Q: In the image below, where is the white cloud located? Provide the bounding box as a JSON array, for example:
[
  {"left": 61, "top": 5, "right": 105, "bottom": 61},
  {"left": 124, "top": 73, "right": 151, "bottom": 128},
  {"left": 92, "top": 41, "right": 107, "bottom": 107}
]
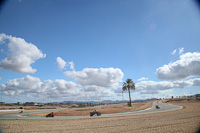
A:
[
  {"left": 56, "top": 57, "right": 66, "bottom": 70},
  {"left": 171, "top": 47, "right": 184, "bottom": 55},
  {"left": 137, "top": 77, "right": 148, "bottom": 81},
  {"left": 64, "top": 67, "right": 124, "bottom": 88},
  {"left": 188, "top": 78, "right": 200, "bottom": 86},
  {"left": 140, "top": 89, "right": 159, "bottom": 94},
  {"left": 0, "top": 33, "right": 46, "bottom": 73},
  {"left": 179, "top": 47, "right": 184, "bottom": 54},
  {"left": 0, "top": 75, "right": 80, "bottom": 99},
  {"left": 83, "top": 85, "right": 116, "bottom": 99},
  {"left": 171, "top": 49, "right": 177, "bottom": 55},
  {"left": 136, "top": 80, "right": 174, "bottom": 91},
  {"left": 134, "top": 78, "right": 199, "bottom": 94},
  {"left": 56, "top": 58, "right": 74, "bottom": 71},
  {"left": 68, "top": 61, "right": 75, "bottom": 71},
  {"left": 156, "top": 52, "right": 200, "bottom": 80},
  {"left": 0, "top": 75, "right": 42, "bottom": 96},
  {"left": 0, "top": 75, "right": 117, "bottom": 101}
]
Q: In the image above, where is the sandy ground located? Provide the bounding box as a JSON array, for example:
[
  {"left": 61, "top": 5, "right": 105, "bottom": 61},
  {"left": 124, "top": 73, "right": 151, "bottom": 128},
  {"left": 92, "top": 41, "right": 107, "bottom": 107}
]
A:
[{"left": 0, "top": 100, "right": 200, "bottom": 133}]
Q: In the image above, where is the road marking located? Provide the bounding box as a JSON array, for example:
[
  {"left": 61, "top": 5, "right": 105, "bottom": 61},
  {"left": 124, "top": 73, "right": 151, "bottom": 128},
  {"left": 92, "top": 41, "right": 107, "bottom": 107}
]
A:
[{"left": 0, "top": 109, "right": 20, "bottom": 112}]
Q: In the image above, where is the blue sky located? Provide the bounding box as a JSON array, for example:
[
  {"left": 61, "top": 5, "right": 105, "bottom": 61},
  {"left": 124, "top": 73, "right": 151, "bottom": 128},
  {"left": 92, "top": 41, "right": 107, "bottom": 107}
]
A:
[{"left": 0, "top": 0, "right": 200, "bottom": 103}]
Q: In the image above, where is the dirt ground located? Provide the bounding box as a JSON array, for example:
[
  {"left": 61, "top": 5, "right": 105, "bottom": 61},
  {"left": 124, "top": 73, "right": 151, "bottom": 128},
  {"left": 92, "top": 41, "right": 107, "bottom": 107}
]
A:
[
  {"left": 1, "top": 100, "right": 200, "bottom": 133},
  {"left": 33, "top": 101, "right": 153, "bottom": 117}
]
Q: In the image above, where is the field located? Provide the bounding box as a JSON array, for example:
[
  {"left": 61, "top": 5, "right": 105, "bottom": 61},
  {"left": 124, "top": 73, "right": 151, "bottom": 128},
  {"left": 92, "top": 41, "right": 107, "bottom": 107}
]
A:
[{"left": 0, "top": 99, "right": 200, "bottom": 133}]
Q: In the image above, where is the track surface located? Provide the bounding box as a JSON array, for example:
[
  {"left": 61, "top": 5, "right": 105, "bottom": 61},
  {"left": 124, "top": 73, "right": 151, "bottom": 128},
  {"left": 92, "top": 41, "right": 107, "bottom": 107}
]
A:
[{"left": 0, "top": 101, "right": 183, "bottom": 120}]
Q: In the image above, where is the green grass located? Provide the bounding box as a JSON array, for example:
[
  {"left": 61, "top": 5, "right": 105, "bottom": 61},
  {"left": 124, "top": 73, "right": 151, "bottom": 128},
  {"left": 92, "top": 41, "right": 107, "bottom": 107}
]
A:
[
  {"left": 21, "top": 114, "right": 41, "bottom": 117},
  {"left": 134, "top": 105, "right": 152, "bottom": 111}
]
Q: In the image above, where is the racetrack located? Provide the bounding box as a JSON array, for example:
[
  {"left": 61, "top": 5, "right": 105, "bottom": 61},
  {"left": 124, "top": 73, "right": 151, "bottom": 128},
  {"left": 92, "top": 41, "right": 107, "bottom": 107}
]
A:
[
  {"left": 0, "top": 100, "right": 183, "bottom": 120},
  {"left": 1, "top": 100, "right": 199, "bottom": 133}
]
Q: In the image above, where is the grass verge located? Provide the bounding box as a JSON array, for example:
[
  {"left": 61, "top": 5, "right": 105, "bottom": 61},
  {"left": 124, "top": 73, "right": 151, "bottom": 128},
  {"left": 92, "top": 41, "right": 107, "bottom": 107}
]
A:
[
  {"left": 134, "top": 105, "right": 153, "bottom": 111},
  {"left": 21, "top": 114, "right": 41, "bottom": 117}
]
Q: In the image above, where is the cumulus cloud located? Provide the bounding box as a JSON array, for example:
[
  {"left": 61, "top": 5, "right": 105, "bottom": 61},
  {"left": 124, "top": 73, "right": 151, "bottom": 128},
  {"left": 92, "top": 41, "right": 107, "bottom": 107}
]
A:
[
  {"left": 64, "top": 67, "right": 124, "bottom": 88},
  {"left": 137, "top": 77, "right": 148, "bottom": 81},
  {"left": 135, "top": 78, "right": 199, "bottom": 94},
  {"left": 136, "top": 81, "right": 174, "bottom": 91},
  {"left": 56, "top": 57, "right": 66, "bottom": 70},
  {"left": 0, "top": 33, "right": 46, "bottom": 73},
  {"left": 83, "top": 85, "right": 116, "bottom": 99},
  {"left": 0, "top": 75, "right": 42, "bottom": 96},
  {"left": 47, "top": 79, "right": 80, "bottom": 98},
  {"left": 68, "top": 61, "right": 75, "bottom": 71},
  {"left": 0, "top": 75, "right": 116, "bottom": 101},
  {"left": 156, "top": 52, "right": 200, "bottom": 80},
  {"left": 179, "top": 47, "right": 184, "bottom": 54},
  {"left": 188, "top": 78, "right": 200, "bottom": 86},
  {"left": 140, "top": 89, "right": 159, "bottom": 95},
  {"left": 171, "top": 49, "right": 177, "bottom": 55},
  {"left": 56, "top": 58, "right": 75, "bottom": 71},
  {"left": 0, "top": 75, "right": 80, "bottom": 98},
  {"left": 114, "top": 77, "right": 200, "bottom": 95},
  {"left": 171, "top": 47, "right": 184, "bottom": 55}
]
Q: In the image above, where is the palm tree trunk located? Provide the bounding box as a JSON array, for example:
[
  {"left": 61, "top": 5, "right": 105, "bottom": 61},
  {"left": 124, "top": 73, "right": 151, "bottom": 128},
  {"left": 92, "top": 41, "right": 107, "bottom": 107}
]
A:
[{"left": 128, "top": 88, "right": 132, "bottom": 106}]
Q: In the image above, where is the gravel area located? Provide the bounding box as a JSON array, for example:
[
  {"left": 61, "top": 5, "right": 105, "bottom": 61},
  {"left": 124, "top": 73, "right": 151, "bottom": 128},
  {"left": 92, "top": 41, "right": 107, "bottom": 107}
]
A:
[{"left": 0, "top": 100, "right": 200, "bottom": 133}]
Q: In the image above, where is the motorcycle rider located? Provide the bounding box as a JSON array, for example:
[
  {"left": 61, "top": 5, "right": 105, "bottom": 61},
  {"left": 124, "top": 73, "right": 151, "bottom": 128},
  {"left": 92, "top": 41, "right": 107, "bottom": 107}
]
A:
[{"left": 50, "top": 112, "right": 54, "bottom": 116}]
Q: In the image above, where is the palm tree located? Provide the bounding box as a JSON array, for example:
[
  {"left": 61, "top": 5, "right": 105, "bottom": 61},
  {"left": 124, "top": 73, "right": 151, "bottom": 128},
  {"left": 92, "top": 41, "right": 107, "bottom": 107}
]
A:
[{"left": 122, "top": 78, "right": 135, "bottom": 106}]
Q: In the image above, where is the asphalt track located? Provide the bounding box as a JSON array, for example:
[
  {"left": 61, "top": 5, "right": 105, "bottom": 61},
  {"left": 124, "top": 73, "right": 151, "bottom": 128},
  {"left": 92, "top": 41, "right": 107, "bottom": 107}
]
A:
[{"left": 0, "top": 101, "right": 183, "bottom": 120}]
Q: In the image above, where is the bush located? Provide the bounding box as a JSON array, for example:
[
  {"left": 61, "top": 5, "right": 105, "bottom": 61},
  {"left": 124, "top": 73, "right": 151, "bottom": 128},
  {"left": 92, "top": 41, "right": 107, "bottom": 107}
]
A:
[{"left": 127, "top": 102, "right": 131, "bottom": 106}]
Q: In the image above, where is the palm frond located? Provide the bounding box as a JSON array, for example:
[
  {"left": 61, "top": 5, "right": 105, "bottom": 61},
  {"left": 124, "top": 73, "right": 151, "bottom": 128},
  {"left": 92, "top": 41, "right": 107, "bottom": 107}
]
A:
[
  {"left": 122, "top": 78, "right": 136, "bottom": 91},
  {"left": 130, "top": 84, "right": 135, "bottom": 90},
  {"left": 122, "top": 82, "right": 127, "bottom": 91}
]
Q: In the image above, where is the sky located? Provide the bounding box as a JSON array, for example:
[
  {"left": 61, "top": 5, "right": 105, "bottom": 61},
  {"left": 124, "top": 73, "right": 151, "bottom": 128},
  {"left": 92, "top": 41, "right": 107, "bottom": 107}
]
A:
[{"left": 0, "top": 0, "right": 200, "bottom": 103}]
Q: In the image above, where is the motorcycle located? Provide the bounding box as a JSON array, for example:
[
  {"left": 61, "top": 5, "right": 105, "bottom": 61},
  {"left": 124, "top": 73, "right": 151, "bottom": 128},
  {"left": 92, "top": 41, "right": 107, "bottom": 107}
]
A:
[
  {"left": 46, "top": 112, "right": 54, "bottom": 117},
  {"left": 90, "top": 110, "right": 101, "bottom": 117},
  {"left": 155, "top": 105, "right": 160, "bottom": 109},
  {"left": 19, "top": 110, "right": 23, "bottom": 113}
]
